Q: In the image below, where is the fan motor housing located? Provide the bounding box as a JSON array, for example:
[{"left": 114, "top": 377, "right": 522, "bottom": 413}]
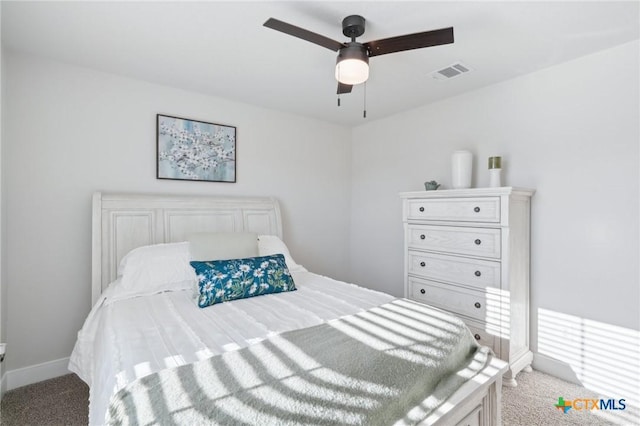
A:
[
  {"left": 342, "top": 15, "right": 365, "bottom": 39},
  {"left": 336, "top": 43, "right": 369, "bottom": 65}
]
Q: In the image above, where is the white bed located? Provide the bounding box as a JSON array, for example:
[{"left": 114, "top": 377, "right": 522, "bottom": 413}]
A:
[{"left": 70, "top": 192, "right": 507, "bottom": 425}]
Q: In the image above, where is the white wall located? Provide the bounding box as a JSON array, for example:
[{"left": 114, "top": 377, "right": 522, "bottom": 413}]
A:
[
  {"left": 2, "top": 51, "right": 352, "bottom": 374},
  {"left": 350, "top": 41, "right": 639, "bottom": 384}
]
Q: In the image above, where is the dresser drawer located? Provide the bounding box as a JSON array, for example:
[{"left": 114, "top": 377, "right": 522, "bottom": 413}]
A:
[
  {"left": 465, "top": 320, "right": 500, "bottom": 355},
  {"left": 409, "top": 277, "right": 488, "bottom": 322},
  {"left": 407, "top": 225, "right": 501, "bottom": 259},
  {"left": 408, "top": 251, "right": 501, "bottom": 290},
  {"left": 407, "top": 197, "right": 500, "bottom": 223}
]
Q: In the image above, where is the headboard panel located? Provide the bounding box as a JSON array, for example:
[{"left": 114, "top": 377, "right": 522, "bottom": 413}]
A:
[{"left": 92, "top": 192, "right": 283, "bottom": 305}]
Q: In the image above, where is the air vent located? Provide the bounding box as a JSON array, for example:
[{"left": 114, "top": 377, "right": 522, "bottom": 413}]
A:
[{"left": 432, "top": 62, "right": 472, "bottom": 81}]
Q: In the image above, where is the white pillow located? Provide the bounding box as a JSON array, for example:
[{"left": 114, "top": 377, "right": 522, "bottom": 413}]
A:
[
  {"left": 188, "top": 232, "right": 258, "bottom": 261},
  {"left": 111, "top": 242, "right": 196, "bottom": 302},
  {"left": 257, "top": 235, "right": 305, "bottom": 272}
]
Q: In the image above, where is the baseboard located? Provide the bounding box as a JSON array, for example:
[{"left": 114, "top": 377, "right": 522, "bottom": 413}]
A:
[
  {"left": 4, "top": 357, "right": 70, "bottom": 391},
  {"left": 1, "top": 370, "right": 6, "bottom": 398},
  {"left": 532, "top": 352, "right": 583, "bottom": 386}
]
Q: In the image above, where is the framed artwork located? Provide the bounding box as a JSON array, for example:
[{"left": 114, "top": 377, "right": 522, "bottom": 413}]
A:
[{"left": 157, "top": 114, "right": 236, "bottom": 183}]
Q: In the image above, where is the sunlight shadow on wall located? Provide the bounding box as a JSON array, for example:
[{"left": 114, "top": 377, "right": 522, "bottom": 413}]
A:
[{"left": 538, "top": 308, "right": 640, "bottom": 424}]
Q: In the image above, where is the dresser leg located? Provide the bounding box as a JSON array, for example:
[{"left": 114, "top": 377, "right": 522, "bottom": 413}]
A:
[
  {"left": 503, "top": 368, "right": 518, "bottom": 387},
  {"left": 523, "top": 365, "right": 533, "bottom": 373},
  {"left": 503, "top": 377, "right": 518, "bottom": 387}
]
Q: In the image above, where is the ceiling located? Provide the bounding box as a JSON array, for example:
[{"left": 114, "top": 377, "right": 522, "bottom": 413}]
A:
[{"left": 2, "top": 1, "right": 638, "bottom": 127}]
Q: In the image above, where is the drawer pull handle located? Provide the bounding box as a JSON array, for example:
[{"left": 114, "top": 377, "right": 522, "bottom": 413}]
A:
[
  {"left": 420, "top": 261, "right": 426, "bottom": 267},
  {"left": 420, "top": 289, "right": 426, "bottom": 295},
  {"left": 474, "top": 239, "right": 482, "bottom": 245},
  {"left": 474, "top": 302, "right": 482, "bottom": 309},
  {"left": 474, "top": 334, "right": 481, "bottom": 341},
  {"left": 420, "top": 234, "right": 426, "bottom": 240},
  {"left": 474, "top": 270, "right": 481, "bottom": 277},
  {"left": 474, "top": 206, "right": 480, "bottom": 213},
  {"left": 419, "top": 207, "right": 425, "bottom": 212}
]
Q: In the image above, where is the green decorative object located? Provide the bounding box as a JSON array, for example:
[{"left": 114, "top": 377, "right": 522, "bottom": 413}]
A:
[
  {"left": 488, "top": 156, "right": 502, "bottom": 169},
  {"left": 424, "top": 180, "right": 441, "bottom": 191}
]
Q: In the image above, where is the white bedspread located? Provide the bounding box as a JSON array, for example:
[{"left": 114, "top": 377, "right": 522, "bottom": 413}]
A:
[{"left": 69, "top": 270, "right": 395, "bottom": 425}]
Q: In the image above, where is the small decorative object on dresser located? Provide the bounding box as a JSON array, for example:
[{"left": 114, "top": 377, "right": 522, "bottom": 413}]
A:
[
  {"left": 488, "top": 156, "right": 502, "bottom": 187},
  {"left": 424, "top": 180, "right": 441, "bottom": 190},
  {"left": 451, "top": 150, "right": 473, "bottom": 189},
  {"left": 400, "top": 187, "right": 535, "bottom": 387}
]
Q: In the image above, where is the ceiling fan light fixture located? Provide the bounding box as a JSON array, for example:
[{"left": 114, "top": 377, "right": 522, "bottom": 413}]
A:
[
  {"left": 264, "top": 15, "right": 454, "bottom": 98},
  {"left": 335, "top": 44, "right": 369, "bottom": 85}
]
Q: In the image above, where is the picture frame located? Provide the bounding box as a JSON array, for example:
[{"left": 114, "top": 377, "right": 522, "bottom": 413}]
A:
[{"left": 156, "top": 114, "right": 236, "bottom": 183}]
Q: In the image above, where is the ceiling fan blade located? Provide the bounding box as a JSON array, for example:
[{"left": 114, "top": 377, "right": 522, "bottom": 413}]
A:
[
  {"left": 364, "top": 27, "right": 454, "bottom": 58},
  {"left": 264, "top": 18, "right": 345, "bottom": 52},
  {"left": 337, "top": 82, "right": 353, "bottom": 94}
]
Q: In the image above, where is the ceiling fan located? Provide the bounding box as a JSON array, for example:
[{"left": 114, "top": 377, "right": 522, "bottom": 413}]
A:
[{"left": 264, "top": 15, "right": 454, "bottom": 95}]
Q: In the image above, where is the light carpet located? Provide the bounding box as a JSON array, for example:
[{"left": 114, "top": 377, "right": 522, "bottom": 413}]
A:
[{"left": 502, "top": 370, "right": 637, "bottom": 426}]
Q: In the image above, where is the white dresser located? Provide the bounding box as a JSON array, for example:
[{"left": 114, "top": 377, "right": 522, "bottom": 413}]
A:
[{"left": 400, "top": 187, "right": 535, "bottom": 386}]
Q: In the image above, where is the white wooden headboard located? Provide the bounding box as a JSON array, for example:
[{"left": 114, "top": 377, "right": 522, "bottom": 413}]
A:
[{"left": 91, "top": 192, "right": 283, "bottom": 305}]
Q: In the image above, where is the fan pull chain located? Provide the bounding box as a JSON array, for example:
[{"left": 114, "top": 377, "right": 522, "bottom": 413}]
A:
[
  {"left": 337, "top": 67, "right": 341, "bottom": 107},
  {"left": 363, "top": 82, "right": 367, "bottom": 118}
]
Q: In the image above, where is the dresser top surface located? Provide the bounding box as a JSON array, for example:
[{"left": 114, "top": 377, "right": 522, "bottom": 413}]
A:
[{"left": 400, "top": 187, "right": 535, "bottom": 199}]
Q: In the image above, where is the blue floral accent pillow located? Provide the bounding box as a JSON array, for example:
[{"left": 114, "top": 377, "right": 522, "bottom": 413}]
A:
[{"left": 190, "top": 254, "right": 297, "bottom": 308}]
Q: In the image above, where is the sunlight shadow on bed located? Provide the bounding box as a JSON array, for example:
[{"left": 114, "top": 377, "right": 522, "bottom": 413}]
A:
[
  {"left": 107, "top": 299, "right": 491, "bottom": 425},
  {"left": 132, "top": 362, "right": 152, "bottom": 380},
  {"left": 400, "top": 347, "right": 501, "bottom": 424},
  {"left": 171, "top": 333, "right": 398, "bottom": 424}
]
